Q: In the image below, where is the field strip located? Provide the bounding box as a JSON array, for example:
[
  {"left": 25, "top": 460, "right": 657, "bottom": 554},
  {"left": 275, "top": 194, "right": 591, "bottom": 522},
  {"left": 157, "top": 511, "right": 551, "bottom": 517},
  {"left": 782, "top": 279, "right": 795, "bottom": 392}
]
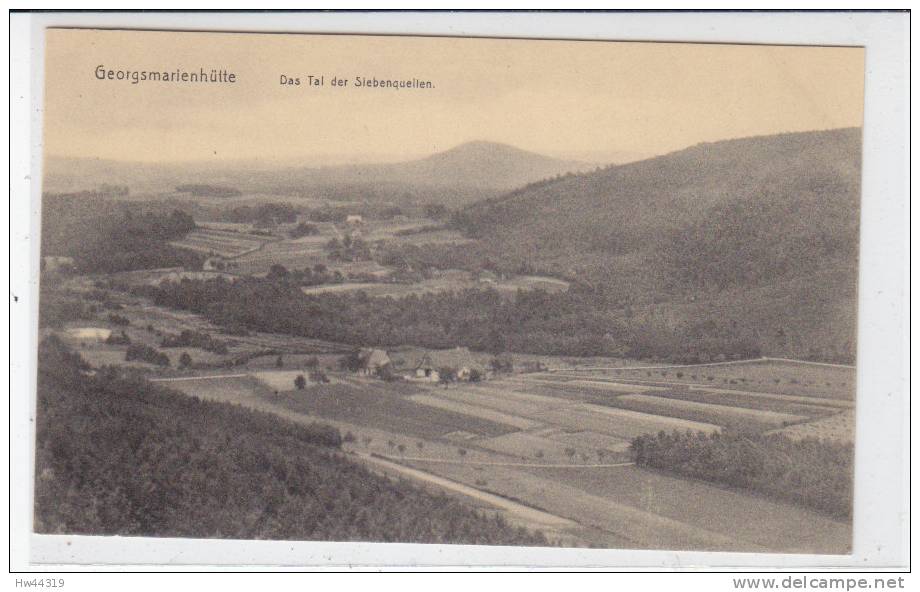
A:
[
  {"left": 555, "top": 356, "right": 855, "bottom": 372},
  {"left": 533, "top": 375, "right": 853, "bottom": 409},
  {"left": 577, "top": 404, "right": 722, "bottom": 434},
  {"left": 150, "top": 373, "right": 249, "bottom": 382},
  {"left": 685, "top": 385, "right": 853, "bottom": 408},
  {"left": 371, "top": 453, "right": 635, "bottom": 469},
  {"left": 461, "top": 384, "right": 572, "bottom": 408},
  {"left": 417, "top": 388, "right": 558, "bottom": 420},
  {"left": 355, "top": 452, "right": 577, "bottom": 529},
  {"left": 408, "top": 394, "right": 540, "bottom": 430},
  {"left": 411, "top": 460, "right": 762, "bottom": 551},
  {"left": 565, "top": 379, "right": 655, "bottom": 393},
  {"left": 620, "top": 394, "right": 807, "bottom": 424},
  {"left": 428, "top": 386, "right": 570, "bottom": 419}
]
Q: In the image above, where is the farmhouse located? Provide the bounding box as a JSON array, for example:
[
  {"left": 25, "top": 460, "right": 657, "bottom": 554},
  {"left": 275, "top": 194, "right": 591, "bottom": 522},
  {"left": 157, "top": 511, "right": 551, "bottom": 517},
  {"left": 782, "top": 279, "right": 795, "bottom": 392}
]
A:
[
  {"left": 346, "top": 214, "right": 364, "bottom": 225},
  {"left": 42, "top": 256, "right": 75, "bottom": 273},
  {"left": 405, "top": 347, "right": 487, "bottom": 382},
  {"left": 357, "top": 348, "right": 391, "bottom": 376}
]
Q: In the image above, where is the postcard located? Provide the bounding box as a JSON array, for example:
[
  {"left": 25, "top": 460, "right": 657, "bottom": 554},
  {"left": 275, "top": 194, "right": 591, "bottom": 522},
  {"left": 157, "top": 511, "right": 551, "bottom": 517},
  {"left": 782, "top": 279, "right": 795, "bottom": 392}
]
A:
[{"left": 33, "top": 27, "right": 867, "bottom": 556}]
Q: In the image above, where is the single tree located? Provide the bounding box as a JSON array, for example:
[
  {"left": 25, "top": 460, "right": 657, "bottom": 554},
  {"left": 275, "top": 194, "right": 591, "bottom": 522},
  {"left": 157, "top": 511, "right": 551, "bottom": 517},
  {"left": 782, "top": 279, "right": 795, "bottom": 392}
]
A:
[
  {"left": 294, "top": 374, "right": 306, "bottom": 390},
  {"left": 438, "top": 367, "right": 456, "bottom": 387}
]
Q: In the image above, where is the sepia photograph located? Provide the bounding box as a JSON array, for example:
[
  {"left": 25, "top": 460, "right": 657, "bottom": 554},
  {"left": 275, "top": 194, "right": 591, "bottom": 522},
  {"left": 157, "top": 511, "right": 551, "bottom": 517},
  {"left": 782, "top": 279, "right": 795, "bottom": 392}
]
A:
[{"left": 11, "top": 12, "right": 907, "bottom": 571}]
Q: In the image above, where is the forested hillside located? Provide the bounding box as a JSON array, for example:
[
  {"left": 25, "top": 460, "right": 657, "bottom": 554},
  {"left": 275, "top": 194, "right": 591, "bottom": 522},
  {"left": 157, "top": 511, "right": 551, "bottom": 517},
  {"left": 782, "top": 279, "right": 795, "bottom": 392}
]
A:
[
  {"left": 41, "top": 194, "right": 202, "bottom": 273},
  {"left": 452, "top": 128, "right": 862, "bottom": 362},
  {"left": 34, "top": 337, "right": 549, "bottom": 545}
]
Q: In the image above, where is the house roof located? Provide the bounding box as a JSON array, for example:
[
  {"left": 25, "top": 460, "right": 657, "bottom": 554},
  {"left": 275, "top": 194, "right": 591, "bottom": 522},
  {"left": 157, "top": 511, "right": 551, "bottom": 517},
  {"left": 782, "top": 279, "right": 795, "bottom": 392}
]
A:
[
  {"left": 414, "top": 347, "right": 483, "bottom": 371},
  {"left": 358, "top": 348, "right": 390, "bottom": 367}
]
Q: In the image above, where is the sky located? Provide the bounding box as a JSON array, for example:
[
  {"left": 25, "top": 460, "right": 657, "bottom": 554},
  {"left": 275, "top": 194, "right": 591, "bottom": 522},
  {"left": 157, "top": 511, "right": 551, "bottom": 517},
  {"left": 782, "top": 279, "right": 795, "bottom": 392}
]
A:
[{"left": 43, "top": 29, "right": 866, "bottom": 164}]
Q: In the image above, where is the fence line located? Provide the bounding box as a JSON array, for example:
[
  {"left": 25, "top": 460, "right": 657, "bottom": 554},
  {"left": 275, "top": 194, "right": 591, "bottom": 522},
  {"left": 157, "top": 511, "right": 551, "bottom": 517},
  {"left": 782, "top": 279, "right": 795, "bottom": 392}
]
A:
[
  {"left": 553, "top": 356, "right": 854, "bottom": 373},
  {"left": 366, "top": 453, "right": 635, "bottom": 469},
  {"left": 150, "top": 373, "right": 249, "bottom": 382}
]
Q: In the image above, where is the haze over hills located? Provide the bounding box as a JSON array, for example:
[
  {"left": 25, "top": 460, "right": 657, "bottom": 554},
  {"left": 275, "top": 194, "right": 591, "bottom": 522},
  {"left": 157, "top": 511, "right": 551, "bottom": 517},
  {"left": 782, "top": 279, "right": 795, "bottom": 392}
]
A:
[
  {"left": 41, "top": 129, "right": 862, "bottom": 361},
  {"left": 323, "top": 141, "right": 590, "bottom": 191},
  {"left": 42, "top": 141, "right": 595, "bottom": 204},
  {"left": 453, "top": 128, "right": 862, "bottom": 362}
]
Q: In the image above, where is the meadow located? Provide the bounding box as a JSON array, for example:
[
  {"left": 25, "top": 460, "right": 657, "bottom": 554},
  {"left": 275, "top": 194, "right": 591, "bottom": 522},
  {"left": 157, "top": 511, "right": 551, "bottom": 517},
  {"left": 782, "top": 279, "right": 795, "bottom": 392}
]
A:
[
  {"left": 169, "top": 228, "right": 268, "bottom": 257},
  {"left": 573, "top": 358, "right": 855, "bottom": 400}
]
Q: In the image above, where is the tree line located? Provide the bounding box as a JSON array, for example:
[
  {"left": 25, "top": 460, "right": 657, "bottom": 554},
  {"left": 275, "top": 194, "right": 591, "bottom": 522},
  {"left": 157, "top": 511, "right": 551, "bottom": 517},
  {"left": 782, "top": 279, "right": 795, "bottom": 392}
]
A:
[
  {"left": 131, "top": 275, "right": 762, "bottom": 362},
  {"left": 631, "top": 429, "right": 853, "bottom": 519},
  {"left": 41, "top": 196, "right": 202, "bottom": 274}
]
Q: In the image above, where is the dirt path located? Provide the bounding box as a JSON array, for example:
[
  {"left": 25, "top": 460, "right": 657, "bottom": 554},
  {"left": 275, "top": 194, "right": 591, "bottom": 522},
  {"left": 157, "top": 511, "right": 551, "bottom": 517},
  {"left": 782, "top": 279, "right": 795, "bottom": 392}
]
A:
[
  {"left": 354, "top": 452, "right": 578, "bottom": 531},
  {"left": 151, "top": 373, "right": 249, "bottom": 382},
  {"left": 369, "top": 454, "right": 635, "bottom": 469}
]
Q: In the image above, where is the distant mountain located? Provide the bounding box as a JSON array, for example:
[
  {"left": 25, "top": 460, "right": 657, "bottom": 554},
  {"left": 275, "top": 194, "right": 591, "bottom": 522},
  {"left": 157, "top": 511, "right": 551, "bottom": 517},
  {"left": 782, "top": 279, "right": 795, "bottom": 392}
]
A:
[
  {"left": 42, "top": 142, "right": 594, "bottom": 205},
  {"left": 453, "top": 128, "right": 862, "bottom": 362},
  {"left": 369, "top": 141, "right": 591, "bottom": 191}
]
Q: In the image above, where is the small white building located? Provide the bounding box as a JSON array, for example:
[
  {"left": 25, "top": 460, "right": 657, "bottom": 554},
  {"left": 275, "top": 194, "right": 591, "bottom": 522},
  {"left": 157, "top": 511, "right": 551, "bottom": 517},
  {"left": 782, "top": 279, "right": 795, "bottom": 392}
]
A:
[
  {"left": 346, "top": 215, "right": 364, "bottom": 225},
  {"left": 406, "top": 347, "right": 487, "bottom": 382},
  {"left": 65, "top": 327, "right": 112, "bottom": 343}
]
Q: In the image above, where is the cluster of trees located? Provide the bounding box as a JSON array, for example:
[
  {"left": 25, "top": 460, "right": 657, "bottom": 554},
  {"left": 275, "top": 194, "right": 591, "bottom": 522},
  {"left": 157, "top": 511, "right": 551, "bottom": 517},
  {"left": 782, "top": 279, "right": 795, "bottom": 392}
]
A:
[
  {"left": 631, "top": 430, "right": 853, "bottom": 519},
  {"left": 303, "top": 204, "right": 404, "bottom": 223},
  {"left": 325, "top": 235, "right": 371, "bottom": 262},
  {"left": 41, "top": 196, "right": 202, "bottom": 274},
  {"left": 226, "top": 203, "right": 298, "bottom": 227},
  {"left": 107, "top": 313, "right": 130, "bottom": 326},
  {"left": 374, "top": 242, "right": 514, "bottom": 277},
  {"left": 266, "top": 263, "right": 345, "bottom": 287},
  {"left": 293, "top": 368, "right": 329, "bottom": 389},
  {"left": 175, "top": 184, "right": 242, "bottom": 197},
  {"left": 33, "top": 337, "right": 548, "bottom": 545},
  {"left": 125, "top": 343, "right": 170, "bottom": 367},
  {"left": 38, "top": 289, "right": 96, "bottom": 329},
  {"left": 105, "top": 331, "right": 131, "bottom": 346},
  {"left": 138, "top": 275, "right": 764, "bottom": 362},
  {"left": 160, "top": 329, "right": 229, "bottom": 355},
  {"left": 289, "top": 222, "right": 320, "bottom": 238}
]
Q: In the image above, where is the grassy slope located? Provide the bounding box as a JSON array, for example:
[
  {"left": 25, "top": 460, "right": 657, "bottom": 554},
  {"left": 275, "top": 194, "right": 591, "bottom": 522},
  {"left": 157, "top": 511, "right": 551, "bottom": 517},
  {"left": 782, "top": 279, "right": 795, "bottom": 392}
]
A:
[{"left": 33, "top": 337, "right": 548, "bottom": 545}]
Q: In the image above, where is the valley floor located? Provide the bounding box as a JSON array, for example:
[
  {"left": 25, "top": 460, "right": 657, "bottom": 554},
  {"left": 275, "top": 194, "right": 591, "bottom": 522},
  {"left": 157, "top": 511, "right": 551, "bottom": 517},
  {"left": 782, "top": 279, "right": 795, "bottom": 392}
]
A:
[{"left": 158, "top": 369, "right": 852, "bottom": 552}]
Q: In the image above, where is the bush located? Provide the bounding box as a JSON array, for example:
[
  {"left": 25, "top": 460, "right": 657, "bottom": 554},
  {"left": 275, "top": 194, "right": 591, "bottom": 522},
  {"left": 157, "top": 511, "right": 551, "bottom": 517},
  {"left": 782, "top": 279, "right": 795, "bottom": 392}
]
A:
[
  {"left": 289, "top": 222, "right": 320, "bottom": 239},
  {"left": 125, "top": 343, "right": 170, "bottom": 367},
  {"left": 108, "top": 313, "right": 130, "bottom": 326},
  {"left": 160, "top": 330, "right": 228, "bottom": 355},
  {"left": 105, "top": 331, "right": 131, "bottom": 346},
  {"left": 309, "top": 369, "right": 329, "bottom": 384}
]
